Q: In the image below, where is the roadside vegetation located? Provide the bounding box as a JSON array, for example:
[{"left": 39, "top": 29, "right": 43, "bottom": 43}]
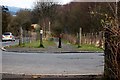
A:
[
  {"left": 1, "top": 1, "right": 120, "bottom": 79},
  {"left": 23, "top": 40, "right": 55, "bottom": 48},
  {"left": 7, "top": 39, "right": 103, "bottom": 52},
  {"left": 7, "top": 40, "right": 56, "bottom": 48},
  {"left": 77, "top": 44, "right": 103, "bottom": 52},
  {"left": 63, "top": 39, "right": 103, "bottom": 51}
]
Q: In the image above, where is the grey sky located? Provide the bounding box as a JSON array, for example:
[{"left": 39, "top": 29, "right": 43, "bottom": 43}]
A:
[
  {"left": 0, "top": 0, "right": 73, "bottom": 9},
  {"left": 0, "top": 0, "right": 119, "bottom": 9},
  {"left": 73, "top": 0, "right": 119, "bottom": 2}
]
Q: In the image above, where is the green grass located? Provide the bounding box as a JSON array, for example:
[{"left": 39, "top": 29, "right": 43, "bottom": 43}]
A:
[
  {"left": 62, "top": 39, "right": 103, "bottom": 51},
  {"left": 9, "top": 40, "right": 56, "bottom": 48},
  {"left": 7, "top": 38, "right": 103, "bottom": 51},
  {"left": 24, "top": 40, "right": 56, "bottom": 48},
  {"left": 76, "top": 44, "right": 104, "bottom": 51},
  {"left": 62, "top": 39, "right": 68, "bottom": 44}
]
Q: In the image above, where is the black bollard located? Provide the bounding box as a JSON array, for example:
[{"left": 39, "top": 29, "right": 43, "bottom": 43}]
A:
[{"left": 58, "top": 36, "right": 62, "bottom": 48}]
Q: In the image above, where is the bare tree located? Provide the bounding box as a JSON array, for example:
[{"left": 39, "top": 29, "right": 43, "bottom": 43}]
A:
[
  {"left": 104, "top": 2, "right": 120, "bottom": 80},
  {"left": 12, "top": 9, "right": 32, "bottom": 45},
  {"left": 33, "top": 1, "right": 57, "bottom": 38}
]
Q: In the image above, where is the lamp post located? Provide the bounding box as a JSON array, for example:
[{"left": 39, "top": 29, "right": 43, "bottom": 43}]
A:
[{"left": 40, "top": 29, "right": 44, "bottom": 48}]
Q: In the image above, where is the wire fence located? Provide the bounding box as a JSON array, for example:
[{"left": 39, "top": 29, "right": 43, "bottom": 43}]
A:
[{"left": 63, "top": 32, "right": 104, "bottom": 48}]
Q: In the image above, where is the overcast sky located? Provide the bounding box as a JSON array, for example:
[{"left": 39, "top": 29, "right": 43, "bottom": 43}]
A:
[
  {"left": 0, "top": 0, "right": 73, "bottom": 9},
  {"left": 0, "top": 0, "right": 119, "bottom": 9}
]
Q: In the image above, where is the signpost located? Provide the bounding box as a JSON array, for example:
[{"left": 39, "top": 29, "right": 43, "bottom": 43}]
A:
[{"left": 40, "top": 30, "right": 44, "bottom": 48}]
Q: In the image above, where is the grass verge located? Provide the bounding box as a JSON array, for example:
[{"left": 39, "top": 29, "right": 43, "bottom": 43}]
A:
[
  {"left": 8, "top": 40, "right": 56, "bottom": 48},
  {"left": 62, "top": 40, "right": 103, "bottom": 51},
  {"left": 75, "top": 44, "right": 104, "bottom": 51}
]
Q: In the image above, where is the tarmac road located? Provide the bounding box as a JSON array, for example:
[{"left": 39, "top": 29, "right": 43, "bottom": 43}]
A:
[{"left": 2, "top": 52, "right": 104, "bottom": 75}]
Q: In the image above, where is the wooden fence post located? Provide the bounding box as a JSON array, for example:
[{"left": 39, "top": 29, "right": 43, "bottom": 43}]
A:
[
  {"left": 19, "top": 27, "right": 23, "bottom": 45},
  {"left": 78, "top": 27, "right": 82, "bottom": 48}
]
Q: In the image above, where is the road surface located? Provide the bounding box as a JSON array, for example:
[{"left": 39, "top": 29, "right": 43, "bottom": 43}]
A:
[{"left": 2, "top": 52, "right": 104, "bottom": 75}]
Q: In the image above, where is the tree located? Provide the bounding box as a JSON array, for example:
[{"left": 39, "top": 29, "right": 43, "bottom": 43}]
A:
[
  {"left": 104, "top": 2, "right": 120, "bottom": 80},
  {"left": 33, "top": 1, "right": 57, "bottom": 37},
  {"left": 1, "top": 6, "right": 11, "bottom": 33},
  {"left": 15, "top": 9, "right": 32, "bottom": 30},
  {"left": 9, "top": 9, "right": 32, "bottom": 45}
]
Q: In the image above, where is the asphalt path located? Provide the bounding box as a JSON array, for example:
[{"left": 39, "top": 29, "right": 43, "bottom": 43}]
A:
[{"left": 2, "top": 52, "right": 104, "bottom": 75}]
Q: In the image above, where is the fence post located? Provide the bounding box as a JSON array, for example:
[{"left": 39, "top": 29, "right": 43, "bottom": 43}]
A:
[
  {"left": 19, "top": 27, "right": 23, "bottom": 46},
  {"left": 91, "top": 33, "right": 94, "bottom": 44},
  {"left": 78, "top": 27, "right": 82, "bottom": 48},
  {"left": 98, "top": 32, "right": 102, "bottom": 48},
  {"left": 95, "top": 32, "right": 97, "bottom": 46}
]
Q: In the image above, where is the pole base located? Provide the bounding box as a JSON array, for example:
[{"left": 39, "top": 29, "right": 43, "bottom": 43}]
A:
[
  {"left": 58, "top": 46, "right": 62, "bottom": 48},
  {"left": 39, "top": 44, "right": 44, "bottom": 48},
  {"left": 78, "top": 45, "right": 81, "bottom": 48}
]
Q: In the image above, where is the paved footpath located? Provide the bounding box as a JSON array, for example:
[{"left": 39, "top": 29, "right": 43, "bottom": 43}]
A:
[{"left": 47, "top": 41, "right": 80, "bottom": 52}]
